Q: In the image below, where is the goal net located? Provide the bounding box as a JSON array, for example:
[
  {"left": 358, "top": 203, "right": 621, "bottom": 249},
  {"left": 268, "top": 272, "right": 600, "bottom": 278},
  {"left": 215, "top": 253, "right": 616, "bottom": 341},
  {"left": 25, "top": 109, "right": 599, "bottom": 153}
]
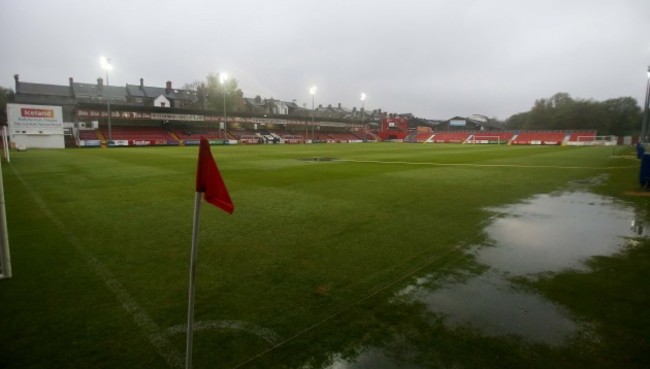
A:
[
  {"left": 575, "top": 135, "right": 616, "bottom": 146},
  {"left": 468, "top": 136, "right": 501, "bottom": 144}
]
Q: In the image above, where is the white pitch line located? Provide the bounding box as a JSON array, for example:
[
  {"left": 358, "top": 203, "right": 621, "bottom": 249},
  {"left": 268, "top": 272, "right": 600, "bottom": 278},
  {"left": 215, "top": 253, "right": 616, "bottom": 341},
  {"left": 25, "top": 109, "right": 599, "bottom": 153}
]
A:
[
  {"left": 165, "top": 320, "right": 280, "bottom": 344},
  {"left": 336, "top": 159, "right": 636, "bottom": 170},
  {"left": 11, "top": 166, "right": 184, "bottom": 369}
]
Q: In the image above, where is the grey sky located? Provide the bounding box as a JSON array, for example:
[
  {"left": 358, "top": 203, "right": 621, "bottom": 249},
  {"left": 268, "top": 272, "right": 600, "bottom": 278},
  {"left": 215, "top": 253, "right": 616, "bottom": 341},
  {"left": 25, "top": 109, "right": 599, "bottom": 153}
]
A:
[{"left": 1, "top": 0, "right": 649, "bottom": 120}]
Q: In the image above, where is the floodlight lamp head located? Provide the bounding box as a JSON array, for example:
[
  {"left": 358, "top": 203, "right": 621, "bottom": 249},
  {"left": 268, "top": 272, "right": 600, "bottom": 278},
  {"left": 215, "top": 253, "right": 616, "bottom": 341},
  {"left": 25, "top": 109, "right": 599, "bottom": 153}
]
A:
[
  {"left": 100, "top": 57, "right": 112, "bottom": 71},
  {"left": 310, "top": 86, "right": 317, "bottom": 95},
  {"left": 219, "top": 73, "right": 229, "bottom": 84},
  {"left": 361, "top": 93, "right": 366, "bottom": 101}
]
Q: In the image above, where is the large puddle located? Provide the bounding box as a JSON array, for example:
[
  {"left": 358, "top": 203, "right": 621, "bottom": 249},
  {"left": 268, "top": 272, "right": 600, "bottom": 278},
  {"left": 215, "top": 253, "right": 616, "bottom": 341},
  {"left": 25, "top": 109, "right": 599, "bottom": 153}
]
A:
[
  {"left": 327, "top": 189, "right": 646, "bottom": 368},
  {"left": 478, "top": 191, "right": 644, "bottom": 275}
]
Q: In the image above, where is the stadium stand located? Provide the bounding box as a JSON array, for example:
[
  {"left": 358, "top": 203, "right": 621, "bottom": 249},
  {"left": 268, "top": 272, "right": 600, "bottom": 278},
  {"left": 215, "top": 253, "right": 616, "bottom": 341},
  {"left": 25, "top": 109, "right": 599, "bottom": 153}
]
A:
[
  {"left": 174, "top": 129, "right": 224, "bottom": 140},
  {"left": 364, "top": 132, "right": 380, "bottom": 141},
  {"left": 468, "top": 131, "right": 515, "bottom": 143},
  {"left": 78, "top": 130, "right": 99, "bottom": 140},
  {"left": 323, "top": 132, "right": 362, "bottom": 142},
  {"left": 432, "top": 131, "right": 472, "bottom": 143},
  {"left": 415, "top": 131, "right": 435, "bottom": 142},
  {"left": 227, "top": 128, "right": 249, "bottom": 140},
  {"left": 510, "top": 131, "right": 567, "bottom": 145},
  {"left": 566, "top": 131, "right": 597, "bottom": 143},
  {"left": 99, "top": 126, "right": 175, "bottom": 141},
  {"left": 281, "top": 134, "right": 304, "bottom": 144},
  {"left": 80, "top": 124, "right": 603, "bottom": 147}
]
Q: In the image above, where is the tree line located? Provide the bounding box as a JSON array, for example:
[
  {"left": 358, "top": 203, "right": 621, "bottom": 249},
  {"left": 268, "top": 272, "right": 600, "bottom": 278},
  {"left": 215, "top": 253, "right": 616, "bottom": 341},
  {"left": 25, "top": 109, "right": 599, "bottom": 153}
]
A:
[
  {"left": 182, "top": 73, "right": 243, "bottom": 113},
  {"left": 505, "top": 92, "right": 642, "bottom": 136}
]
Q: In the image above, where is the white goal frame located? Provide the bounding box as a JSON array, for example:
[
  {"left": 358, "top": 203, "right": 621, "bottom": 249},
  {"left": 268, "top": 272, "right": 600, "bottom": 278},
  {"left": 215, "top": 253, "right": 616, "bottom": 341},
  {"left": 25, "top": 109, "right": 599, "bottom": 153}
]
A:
[
  {"left": 572, "top": 135, "right": 616, "bottom": 146},
  {"left": 467, "top": 136, "right": 501, "bottom": 144}
]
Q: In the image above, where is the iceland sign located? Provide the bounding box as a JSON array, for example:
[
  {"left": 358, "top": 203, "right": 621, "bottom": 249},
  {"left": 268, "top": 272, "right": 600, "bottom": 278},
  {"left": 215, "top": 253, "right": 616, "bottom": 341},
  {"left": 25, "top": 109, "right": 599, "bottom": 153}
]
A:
[{"left": 7, "top": 103, "right": 63, "bottom": 133}]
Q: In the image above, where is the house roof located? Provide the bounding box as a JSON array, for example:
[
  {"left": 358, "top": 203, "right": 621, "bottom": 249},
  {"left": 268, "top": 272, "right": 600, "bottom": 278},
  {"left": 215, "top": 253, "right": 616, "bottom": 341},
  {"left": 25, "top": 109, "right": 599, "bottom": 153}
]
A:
[
  {"left": 16, "top": 81, "right": 72, "bottom": 98},
  {"left": 14, "top": 81, "right": 76, "bottom": 106},
  {"left": 244, "top": 97, "right": 265, "bottom": 106},
  {"left": 284, "top": 101, "right": 300, "bottom": 109},
  {"left": 266, "top": 99, "right": 288, "bottom": 107},
  {"left": 72, "top": 83, "right": 125, "bottom": 101},
  {"left": 15, "top": 75, "right": 197, "bottom": 105},
  {"left": 125, "top": 84, "right": 147, "bottom": 97},
  {"left": 126, "top": 84, "right": 197, "bottom": 101}
]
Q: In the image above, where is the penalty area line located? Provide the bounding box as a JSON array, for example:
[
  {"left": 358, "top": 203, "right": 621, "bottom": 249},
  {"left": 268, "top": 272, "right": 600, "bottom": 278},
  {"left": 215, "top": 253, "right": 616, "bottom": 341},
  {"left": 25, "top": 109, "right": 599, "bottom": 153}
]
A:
[{"left": 336, "top": 159, "right": 636, "bottom": 170}]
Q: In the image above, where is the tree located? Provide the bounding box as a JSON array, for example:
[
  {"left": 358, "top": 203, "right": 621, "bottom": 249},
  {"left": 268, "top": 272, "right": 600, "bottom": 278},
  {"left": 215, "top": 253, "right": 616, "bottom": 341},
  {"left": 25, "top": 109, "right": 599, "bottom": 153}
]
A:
[
  {"left": 526, "top": 97, "right": 555, "bottom": 130},
  {"left": 548, "top": 92, "right": 574, "bottom": 109},
  {"left": 0, "top": 86, "right": 15, "bottom": 124},
  {"left": 506, "top": 92, "right": 642, "bottom": 135},
  {"left": 602, "top": 97, "right": 641, "bottom": 136},
  {"left": 183, "top": 74, "right": 243, "bottom": 112},
  {"left": 569, "top": 99, "right": 609, "bottom": 132},
  {"left": 504, "top": 111, "right": 529, "bottom": 130}
]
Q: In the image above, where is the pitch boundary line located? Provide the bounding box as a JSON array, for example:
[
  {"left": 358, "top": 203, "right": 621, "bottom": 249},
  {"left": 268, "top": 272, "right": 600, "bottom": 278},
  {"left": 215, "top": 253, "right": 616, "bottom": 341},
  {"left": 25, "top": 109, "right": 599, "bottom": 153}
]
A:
[
  {"left": 11, "top": 165, "right": 185, "bottom": 369},
  {"left": 336, "top": 159, "right": 636, "bottom": 170}
]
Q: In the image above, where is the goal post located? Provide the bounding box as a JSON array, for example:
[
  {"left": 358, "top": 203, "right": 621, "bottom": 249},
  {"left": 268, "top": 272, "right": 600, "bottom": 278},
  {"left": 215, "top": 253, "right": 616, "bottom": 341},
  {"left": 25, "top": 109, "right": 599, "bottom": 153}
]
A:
[
  {"left": 575, "top": 135, "right": 617, "bottom": 146},
  {"left": 468, "top": 136, "right": 501, "bottom": 144}
]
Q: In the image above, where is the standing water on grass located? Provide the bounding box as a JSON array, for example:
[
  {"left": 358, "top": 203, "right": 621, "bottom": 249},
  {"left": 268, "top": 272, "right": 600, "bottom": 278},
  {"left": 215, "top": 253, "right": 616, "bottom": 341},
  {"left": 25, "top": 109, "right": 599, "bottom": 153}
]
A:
[{"left": 326, "top": 189, "right": 646, "bottom": 369}]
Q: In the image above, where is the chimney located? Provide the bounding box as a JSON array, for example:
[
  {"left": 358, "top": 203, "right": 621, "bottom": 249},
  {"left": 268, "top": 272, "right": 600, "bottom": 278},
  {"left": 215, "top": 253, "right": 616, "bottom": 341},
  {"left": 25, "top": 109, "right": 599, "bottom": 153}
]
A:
[
  {"left": 14, "top": 74, "right": 19, "bottom": 90},
  {"left": 165, "top": 81, "right": 172, "bottom": 94},
  {"left": 69, "top": 77, "right": 74, "bottom": 88},
  {"left": 140, "top": 78, "right": 144, "bottom": 90},
  {"left": 338, "top": 103, "right": 341, "bottom": 109},
  {"left": 97, "top": 77, "right": 104, "bottom": 89}
]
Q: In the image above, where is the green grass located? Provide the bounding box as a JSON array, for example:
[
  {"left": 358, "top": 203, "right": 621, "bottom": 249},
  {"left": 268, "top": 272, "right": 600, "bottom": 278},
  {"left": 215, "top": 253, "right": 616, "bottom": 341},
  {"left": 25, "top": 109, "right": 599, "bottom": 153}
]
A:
[{"left": 0, "top": 143, "right": 646, "bottom": 368}]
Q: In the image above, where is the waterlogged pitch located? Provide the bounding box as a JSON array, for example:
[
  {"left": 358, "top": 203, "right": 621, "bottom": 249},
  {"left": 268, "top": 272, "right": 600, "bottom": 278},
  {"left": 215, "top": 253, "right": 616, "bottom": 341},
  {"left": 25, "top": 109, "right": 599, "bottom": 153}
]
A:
[{"left": 0, "top": 143, "right": 648, "bottom": 369}]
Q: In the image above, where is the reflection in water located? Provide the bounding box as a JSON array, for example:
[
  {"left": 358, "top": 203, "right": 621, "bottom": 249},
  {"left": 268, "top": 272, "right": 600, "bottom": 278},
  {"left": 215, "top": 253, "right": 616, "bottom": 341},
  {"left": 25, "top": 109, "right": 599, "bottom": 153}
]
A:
[
  {"left": 412, "top": 270, "right": 578, "bottom": 344},
  {"left": 631, "top": 219, "right": 645, "bottom": 235},
  {"left": 329, "top": 349, "right": 422, "bottom": 369},
  {"left": 327, "top": 190, "right": 645, "bottom": 368},
  {"left": 478, "top": 191, "right": 644, "bottom": 275}
]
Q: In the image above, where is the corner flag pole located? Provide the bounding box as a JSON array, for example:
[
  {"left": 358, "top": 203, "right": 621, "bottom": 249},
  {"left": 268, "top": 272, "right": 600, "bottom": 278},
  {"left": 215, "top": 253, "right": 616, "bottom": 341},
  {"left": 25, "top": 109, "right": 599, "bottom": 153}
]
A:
[
  {"left": 185, "top": 191, "right": 202, "bottom": 369},
  {"left": 0, "top": 155, "right": 11, "bottom": 279},
  {"left": 2, "top": 126, "right": 10, "bottom": 163},
  {"left": 185, "top": 138, "right": 234, "bottom": 369}
]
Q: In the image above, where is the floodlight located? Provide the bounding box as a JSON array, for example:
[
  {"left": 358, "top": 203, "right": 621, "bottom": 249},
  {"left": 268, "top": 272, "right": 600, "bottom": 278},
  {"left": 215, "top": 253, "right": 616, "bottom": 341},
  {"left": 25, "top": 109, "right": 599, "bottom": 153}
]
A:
[{"left": 100, "top": 57, "right": 112, "bottom": 71}]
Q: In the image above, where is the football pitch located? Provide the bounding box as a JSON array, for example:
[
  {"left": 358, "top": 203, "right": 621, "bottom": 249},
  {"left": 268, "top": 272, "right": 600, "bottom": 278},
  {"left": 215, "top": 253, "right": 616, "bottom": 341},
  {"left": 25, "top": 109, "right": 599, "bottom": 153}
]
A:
[{"left": 0, "top": 143, "right": 648, "bottom": 369}]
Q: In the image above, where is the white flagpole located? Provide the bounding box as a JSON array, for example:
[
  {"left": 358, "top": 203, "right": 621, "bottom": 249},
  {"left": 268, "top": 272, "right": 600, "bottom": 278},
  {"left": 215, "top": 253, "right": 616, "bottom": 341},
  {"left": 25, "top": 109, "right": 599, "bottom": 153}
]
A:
[
  {"left": 185, "top": 192, "right": 203, "bottom": 369},
  {"left": 2, "top": 126, "right": 10, "bottom": 163},
  {"left": 0, "top": 154, "right": 11, "bottom": 279}
]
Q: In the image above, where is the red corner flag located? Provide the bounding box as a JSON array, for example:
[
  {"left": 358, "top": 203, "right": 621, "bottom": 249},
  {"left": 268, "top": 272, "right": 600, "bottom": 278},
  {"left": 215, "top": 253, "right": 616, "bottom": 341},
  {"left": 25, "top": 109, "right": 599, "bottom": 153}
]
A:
[
  {"left": 187, "top": 138, "right": 234, "bottom": 368},
  {"left": 195, "top": 138, "right": 234, "bottom": 214}
]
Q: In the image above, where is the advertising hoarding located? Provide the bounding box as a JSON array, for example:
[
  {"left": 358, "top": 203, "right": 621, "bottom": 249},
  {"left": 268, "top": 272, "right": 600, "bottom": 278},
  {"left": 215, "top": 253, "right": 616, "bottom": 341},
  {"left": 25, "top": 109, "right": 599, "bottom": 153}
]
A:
[
  {"left": 6, "top": 104, "right": 65, "bottom": 149},
  {"left": 7, "top": 104, "right": 63, "bottom": 134}
]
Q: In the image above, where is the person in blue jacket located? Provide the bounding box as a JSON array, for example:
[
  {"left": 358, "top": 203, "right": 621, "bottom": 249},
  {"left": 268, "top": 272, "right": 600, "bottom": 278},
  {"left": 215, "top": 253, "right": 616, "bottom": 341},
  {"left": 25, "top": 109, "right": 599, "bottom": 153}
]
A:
[{"left": 636, "top": 142, "right": 645, "bottom": 159}]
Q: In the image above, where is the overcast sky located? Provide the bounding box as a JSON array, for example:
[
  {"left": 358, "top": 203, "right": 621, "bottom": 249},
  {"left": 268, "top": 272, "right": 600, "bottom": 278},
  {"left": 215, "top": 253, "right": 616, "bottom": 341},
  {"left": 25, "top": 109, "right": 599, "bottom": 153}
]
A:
[{"left": 1, "top": 0, "right": 649, "bottom": 120}]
